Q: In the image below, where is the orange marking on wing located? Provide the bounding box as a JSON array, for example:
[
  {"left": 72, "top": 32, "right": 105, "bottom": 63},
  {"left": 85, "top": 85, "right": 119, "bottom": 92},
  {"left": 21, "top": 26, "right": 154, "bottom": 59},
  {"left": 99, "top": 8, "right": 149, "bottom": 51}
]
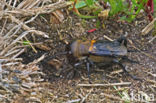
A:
[{"left": 89, "top": 40, "right": 96, "bottom": 51}]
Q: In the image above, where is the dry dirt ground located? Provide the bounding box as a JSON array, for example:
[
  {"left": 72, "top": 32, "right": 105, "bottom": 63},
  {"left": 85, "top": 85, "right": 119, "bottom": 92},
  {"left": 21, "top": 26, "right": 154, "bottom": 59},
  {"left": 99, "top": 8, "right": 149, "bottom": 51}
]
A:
[
  {"left": 17, "top": 13, "right": 156, "bottom": 102},
  {"left": 0, "top": 1, "right": 155, "bottom": 103}
]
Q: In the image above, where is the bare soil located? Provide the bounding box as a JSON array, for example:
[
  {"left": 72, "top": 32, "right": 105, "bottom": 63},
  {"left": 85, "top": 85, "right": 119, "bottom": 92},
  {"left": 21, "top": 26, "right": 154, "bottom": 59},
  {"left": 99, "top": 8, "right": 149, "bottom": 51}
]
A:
[{"left": 17, "top": 12, "right": 156, "bottom": 102}]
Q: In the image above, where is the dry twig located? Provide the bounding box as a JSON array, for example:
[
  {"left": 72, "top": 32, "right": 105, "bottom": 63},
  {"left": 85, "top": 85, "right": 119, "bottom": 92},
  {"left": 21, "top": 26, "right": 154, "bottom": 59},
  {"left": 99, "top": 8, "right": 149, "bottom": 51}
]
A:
[
  {"left": 148, "top": 36, "right": 156, "bottom": 43},
  {"left": 141, "top": 18, "right": 156, "bottom": 35},
  {"left": 103, "top": 35, "right": 113, "bottom": 41},
  {"left": 78, "top": 82, "right": 131, "bottom": 87}
]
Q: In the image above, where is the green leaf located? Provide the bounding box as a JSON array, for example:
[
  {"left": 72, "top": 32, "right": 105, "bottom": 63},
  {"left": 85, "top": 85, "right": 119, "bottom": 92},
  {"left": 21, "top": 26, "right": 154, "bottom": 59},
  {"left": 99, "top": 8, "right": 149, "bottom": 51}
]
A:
[
  {"left": 108, "top": 0, "right": 125, "bottom": 16},
  {"left": 154, "top": 0, "right": 156, "bottom": 18},
  {"left": 85, "top": 0, "right": 94, "bottom": 7},
  {"left": 75, "top": 1, "right": 87, "bottom": 9},
  {"left": 122, "top": 91, "right": 131, "bottom": 103},
  {"left": 119, "top": 16, "right": 127, "bottom": 21},
  {"left": 74, "top": 0, "right": 97, "bottom": 9},
  {"left": 113, "top": 86, "right": 130, "bottom": 103},
  {"left": 74, "top": 12, "right": 97, "bottom": 19},
  {"left": 93, "top": 9, "right": 102, "bottom": 15},
  {"left": 23, "top": 41, "right": 31, "bottom": 45},
  {"left": 96, "top": 19, "right": 101, "bottom": 28},
  {"left": 113, "top": 86, "right": 123, "bottom": 97}
]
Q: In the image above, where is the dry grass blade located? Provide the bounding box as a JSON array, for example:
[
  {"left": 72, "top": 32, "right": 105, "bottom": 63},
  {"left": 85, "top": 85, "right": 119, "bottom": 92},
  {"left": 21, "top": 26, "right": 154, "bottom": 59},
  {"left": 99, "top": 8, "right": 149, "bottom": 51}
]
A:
[
  {"left": 148, "top": 35, "right": 156, "bottom": 43},
  {"left": 12, "top": 49, "right": 25, "bottom": 59},
  {"left": 81, "top": 89, "right": 93, "bottom": 103},
  {"left": 8, "top": 14, "right": 49, "bottom": 38},
  {"left": 142, "top": 18, "right": 156, "bottom": 35},
  {"left": 103, "top": 35, "right": 113, "bottom": 41},
  {"left": 0, "top": 0, "right": 72, "bottom": 64},
  {"left": 29, "top": 54, "right": 46, "bottom": 65},
  {"left": 2, "top": 62, "right": 20, "bottom": 66},
  {"left": 78, "top": 82, "right": 131, "bottom": 87},
  {"left": 17, "top": 0, "right": 42, "bottom": 9},
  {"left": 0, "top": 0, "right": 72, "bottom": 59},
  {"left": 0, "top": 30, "right": 33, "bottom": 56},
  {"left": 66, "top": 99, "right": 81, "bottom": 103},
  {"left": 0, "top": 58, "right": 22, "bottom": 62},
  {"left": 5, "top": 1, "right": 72, "bottom": 17}
]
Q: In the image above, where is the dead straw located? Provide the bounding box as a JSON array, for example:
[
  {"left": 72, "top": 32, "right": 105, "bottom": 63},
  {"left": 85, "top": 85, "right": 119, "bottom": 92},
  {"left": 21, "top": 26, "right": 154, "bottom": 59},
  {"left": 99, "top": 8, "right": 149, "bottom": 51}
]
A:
[{"left": 78, "top": 82, "right": 131, "bottom": 87}]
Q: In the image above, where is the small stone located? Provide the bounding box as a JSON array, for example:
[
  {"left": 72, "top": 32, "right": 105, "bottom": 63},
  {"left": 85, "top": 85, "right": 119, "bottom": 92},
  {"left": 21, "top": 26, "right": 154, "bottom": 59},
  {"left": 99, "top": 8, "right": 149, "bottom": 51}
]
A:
[
  {"left": 31, "top": 92, "right": 37, "bottom": 96},
  {"left": 92, "top": 19, "right": 96, "bottom": 22}
]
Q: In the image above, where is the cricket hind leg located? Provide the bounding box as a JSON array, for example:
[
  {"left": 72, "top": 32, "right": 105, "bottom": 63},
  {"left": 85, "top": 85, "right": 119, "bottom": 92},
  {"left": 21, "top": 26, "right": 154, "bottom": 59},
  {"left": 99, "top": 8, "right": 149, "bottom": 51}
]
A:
[
  {"left": 121, "top": 56, "right": 140, "bottom": 64},
  {"left": 113, "top": 59, "right": 142, "bottom": 81}
]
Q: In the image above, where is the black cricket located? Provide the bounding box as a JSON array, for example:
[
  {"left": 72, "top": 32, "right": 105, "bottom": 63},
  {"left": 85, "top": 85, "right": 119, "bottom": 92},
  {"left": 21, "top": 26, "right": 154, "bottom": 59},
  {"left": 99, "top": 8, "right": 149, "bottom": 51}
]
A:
[{"left": 66, "top": 36, "right": 142, "bottom": 81}]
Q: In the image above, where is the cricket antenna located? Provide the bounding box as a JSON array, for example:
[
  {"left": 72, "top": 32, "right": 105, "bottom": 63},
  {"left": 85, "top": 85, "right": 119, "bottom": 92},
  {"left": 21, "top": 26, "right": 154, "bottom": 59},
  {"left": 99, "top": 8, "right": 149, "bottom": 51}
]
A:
[{"left": 43, "top": 51, "right": 69, "bottom": 62}]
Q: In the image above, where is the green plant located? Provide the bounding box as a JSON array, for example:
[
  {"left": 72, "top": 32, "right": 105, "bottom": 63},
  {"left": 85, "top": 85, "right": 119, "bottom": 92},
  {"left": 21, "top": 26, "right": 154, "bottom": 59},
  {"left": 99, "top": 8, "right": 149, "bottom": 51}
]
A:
[
  {"left": 107, "top": 0, "right": 126, "bottom": 16},
  {"left": 71, "top": 0, "right": 149, "bottom": 22},
  {"left": 22, "top": 40, "right": 31, "bottom": 46},
  {"left": 124, "top": 0, "right": 148, "bottom": 22},
  {"left": 71, "top": 0, "right": 102, "bottom": 19},
  {"left": 113, "top": 86, "right": 130, "bottom": 103},
  {"left": 104, "top": 0, "right": 148, "bottom": 22}
]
